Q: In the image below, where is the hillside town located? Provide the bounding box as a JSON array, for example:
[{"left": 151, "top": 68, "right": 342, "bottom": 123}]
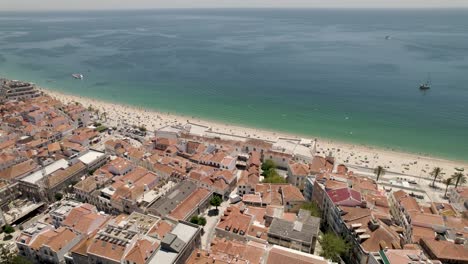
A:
[{"left": 0, "top": 79, "right": 467, "bottom": 264}]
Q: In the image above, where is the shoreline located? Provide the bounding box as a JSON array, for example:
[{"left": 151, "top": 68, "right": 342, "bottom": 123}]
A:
[{"left": 38, "top": 87, "right": 468, "bottom": 180}]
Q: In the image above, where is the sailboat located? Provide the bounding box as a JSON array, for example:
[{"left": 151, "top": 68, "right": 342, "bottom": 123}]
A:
[{"left": 419, "top": 75, "right": 431, "bottom": 90}]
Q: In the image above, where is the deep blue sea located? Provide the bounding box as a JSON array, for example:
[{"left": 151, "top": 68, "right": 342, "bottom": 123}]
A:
[{"left": 0, "top": 9, "right": 467, "bottom": 160}]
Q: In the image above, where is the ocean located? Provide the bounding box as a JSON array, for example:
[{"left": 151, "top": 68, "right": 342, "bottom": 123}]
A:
[{"left": 0, "top": 9, "right": 467, "bottom": 160}]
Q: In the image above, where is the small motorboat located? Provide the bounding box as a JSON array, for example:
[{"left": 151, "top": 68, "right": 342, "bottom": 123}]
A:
[{"left": 72, "top": 73, "right": 84, "bottom": 80}]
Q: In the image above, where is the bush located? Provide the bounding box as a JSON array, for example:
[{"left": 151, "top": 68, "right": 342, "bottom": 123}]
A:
[
  {"left": 54, "top": 192, "right": 63, "bottom": 201},
  {"left": 262, "top": 167, "right": 287, "bottom": 183},
  {"left": 301, "top": 201, "right": 321, "bottom": 217},
  {"left": 3, "top": 225, "right": 14, "bottom": 234},
  {"left": 261, "top": 159, "right": 276, "bottom": 172},
  {"left": 190, "top": 215, "right": 207, "bottom": 226},
  {"left": 320, "top": 232, "right": 350, "bottom": 262},
  {"left": 3, "top": 234, "right": 13, "bottom": 241}
]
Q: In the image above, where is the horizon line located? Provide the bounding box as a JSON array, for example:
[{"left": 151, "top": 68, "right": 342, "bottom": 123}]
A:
[{"left": 2, "top": 6, "right": 468, "bottom": 13}]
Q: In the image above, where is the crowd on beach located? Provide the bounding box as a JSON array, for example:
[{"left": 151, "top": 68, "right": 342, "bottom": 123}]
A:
[{"left": 42, "top": 88, "right": 467, "bottom": 181}]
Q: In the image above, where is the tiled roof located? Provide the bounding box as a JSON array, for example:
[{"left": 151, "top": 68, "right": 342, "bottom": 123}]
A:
[
  {"left": 169, "top": 188, "right": 211, "bottom": 220},
  {"left": 327, "top": 187, "right": 362, "bottom": 204},
  {"left": 87, "top": 236, "right": 127, "bottom": 262},
  {"left": 48, "top": 162, "right": 86, "bottom": 188},
  {"left": 421, "top": 238, "right": 468, "bottom": 262},
  {"left": 266, "top": 245, "right": 327, "bottom": 264},
  {"left": 44, "top": 227, "right": 78, "bottom": 252},
  {"left": 289, "top": 162, "right": 310, "bottom": 176},
  {"left": 0, "top": 159, "right": 37, "bottom": 180},
  {"left": 281, "top": 185, "right": 305, "bottom": 202},
  {"left": 124, "top": 238, "right": 158, "bottom": 264},
  {"left": 217, "top": 206, "right": 252, "bottom": 236}
]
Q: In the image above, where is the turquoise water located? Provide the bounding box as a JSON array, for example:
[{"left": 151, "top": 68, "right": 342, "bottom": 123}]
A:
[{"left": 0, "top": 9, "right": 468, "bottom": 160}]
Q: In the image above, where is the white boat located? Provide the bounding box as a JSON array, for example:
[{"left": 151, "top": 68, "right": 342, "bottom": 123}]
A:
[{"left": 72, "top": 73, "right": 84, "bottom": 80}]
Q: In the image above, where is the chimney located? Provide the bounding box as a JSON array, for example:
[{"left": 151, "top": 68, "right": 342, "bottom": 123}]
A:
[
  {"left": 454, "top": 237, "right": 465, "bottom": 245},
  {"left": 368, "top": 218, "right": 380, "bottom": 231},
  {"left": 361, "top": 200, "right": 367, "bottom": 208}
]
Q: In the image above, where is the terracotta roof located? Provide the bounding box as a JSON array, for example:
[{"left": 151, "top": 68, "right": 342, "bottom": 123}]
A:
[
  {"left": 309, "top": 156, "right": 333, "bottom": 173},
  {"left": 343, "top": 208, "right": 401, "bottom": 253},
  {"left": 289, "top": 162, "right": 310, "bottom": 176},
  {"left": 74, "top": 176, "right": 98, "bottom": 193},
  {"left": 247, "top": 224, "right": 269, "bottom": 241},
  {"left": 383, "top": 249, "right": 430, "bottom": 263},
  {"left": 399, "top": 195, "right": 420, "bottom": 212},
  {"left": 238, "top": 170, "right": 259, "bottom": 187},
  {"left": 48, "top": 162, "right": 86, "bottom": 188},
  {"left": 217, "top": 206, "right": 252, "bottom": 236},
  {"left": 124, "top": 238, "right": 158, "bottom": 264},
  {"left": 209, "top": 237, "right": 266, "bottom": 264},
  {"left": 243, "top": 194, "right": 262, "bottom": 204},
  {"left": 87, "top": 236, "right": 127, "bottom": 262},
  {"left": 29, "top": 229, "right": 57, "bottom": 250},
  {"left": 169, "top": 188, "right": 211, "bottom": 220},
  {"left": 420, "top": 238, "right": 468, "bottom": 262},
  {"left": 281, "top": 185, "right": 305, "bottom": 202},
  {"left": 0, "top": 159, "right": 37, "bottom": 180},
  {"left": 70, "top": 235, "right": 94, "bottom": 257},
  {"left": 213, "top": 170, "right": 236, "bottom": 183},
  {"left": 248, "top": 151, "right": 261, "bottom": 167},
  {"left": 147, "top": 220, "right": 173, "bottom": 239},
  {"left": 412, "top": 226, "right": 436, "bottom": 242},
  {"left": 47, "top": 142, "right": 61, "bottom": 153},
  {"left": 327, "top": 187, "right": 362, "bottom": 205},
  {"left": 62, "top": 204, "right": 109, "bottom": 235},
  {"left": 44, "top": 227, "right": 78, "bottom": 252},
  {"left": 266, "top": 246, "right": 327, "bottom": 264},
  {"left": 410, "top": 212, "right": 445, "bottom": 228},
  {"left": 245, "top": 206, "right": 267, "bottom": 225}
]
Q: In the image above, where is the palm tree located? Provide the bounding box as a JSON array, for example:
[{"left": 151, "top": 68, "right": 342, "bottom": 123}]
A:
[
  {"left": 374, "top": 165, "right": 385, "bottom": 181},
  {"left": 430, "top": 167, "right": 442, "bottom": 187},
  {"left": 451, "top": 172, "right": 467, "bottom": 188},
  {"left": 443, "top": 178, "right": 453, "bottom": 198}
]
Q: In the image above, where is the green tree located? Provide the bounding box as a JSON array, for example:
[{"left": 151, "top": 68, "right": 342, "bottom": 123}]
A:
[
  {"left": 301, "top": 201, "right": 321, "bottom": 217},
  {"left": 190, "top": 215, "right": 207, "bottom": 226},
  {"left": 319, "top": 232, "right": 350, "bottom": 262},
  {"left": 210, "top": 195, "right": 222, "bottom": 210},
  {"left": 374, "top": 165, "right": 385, "bottom": 181},
  {"left": 451, "top": 172, "right": 467, "bottom": 188},
  {"left": 443, "top": 178, "right": 453, "bottom": 198},
  {"left": 262, "top": 174, "right": 287, "bottom": 183},
  {"left": 430, "top": 167, "right": 442, "bottom": 187},
  {"left": 54, "top": 192, "right": 63, "bottom": 201},
  {"left": 190, "top": 216, "right": 199, "bottom": 225},
  {"left": 3, "top": 225, "right": 14, "bottom": 234},
  {"left": 261, "top": 159, "right": 276, "bottom": 172},
  {"left": 198, "top": 216, "right": 207, "bottom": 226}
]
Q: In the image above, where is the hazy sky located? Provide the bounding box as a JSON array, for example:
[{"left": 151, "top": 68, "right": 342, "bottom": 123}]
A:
[{"left": 1, "top": 0, "right": 467, "bottom": 11}]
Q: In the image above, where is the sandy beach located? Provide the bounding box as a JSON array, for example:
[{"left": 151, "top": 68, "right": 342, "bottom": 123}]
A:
[{"left": 41, "top": 88, "right": 468, "bottom": 181}]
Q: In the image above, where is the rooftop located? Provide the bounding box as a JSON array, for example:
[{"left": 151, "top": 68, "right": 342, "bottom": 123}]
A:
[
  {"left": 268, "top": 217, "right": 320, "bottom": 243},
  {"left": 78, "top": 150, "right": 106, "bottom": 165},
  {"left": 148, "top": 181, "right": 197, "bottom": 217},
  {"left": 20, "top": 159, "right": 69, "bottom": 184}
]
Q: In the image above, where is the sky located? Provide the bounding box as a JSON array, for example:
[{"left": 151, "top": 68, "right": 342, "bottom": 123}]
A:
[{"left": 0, "top": 0, "right": 467, "bottom": 11}]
